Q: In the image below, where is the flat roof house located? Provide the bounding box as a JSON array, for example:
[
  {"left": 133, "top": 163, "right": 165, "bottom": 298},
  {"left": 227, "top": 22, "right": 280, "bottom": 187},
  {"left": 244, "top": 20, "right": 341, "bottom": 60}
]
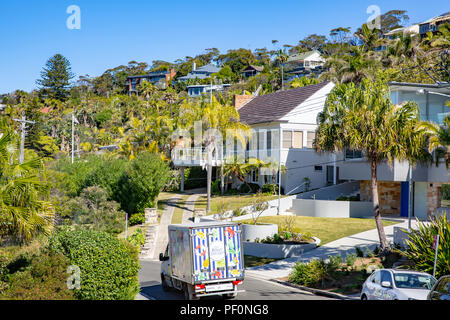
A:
[
  {"left": 419, "top": 12, "right": 450, "bottom": 36},
  {"left": 338, "top": 82, "right": 450, "bottom": 220},
  {"left": 283, "top": 50, "right": 325, "bottom": 81},
  {"left": 187, "top": 84, "right": 232, "bottom": 98}
]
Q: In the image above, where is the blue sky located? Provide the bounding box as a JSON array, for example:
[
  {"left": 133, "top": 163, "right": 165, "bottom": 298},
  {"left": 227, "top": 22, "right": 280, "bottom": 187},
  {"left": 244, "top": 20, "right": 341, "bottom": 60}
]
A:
[{"left": 0, "top": 0, "right": 448, "bottom": 93}]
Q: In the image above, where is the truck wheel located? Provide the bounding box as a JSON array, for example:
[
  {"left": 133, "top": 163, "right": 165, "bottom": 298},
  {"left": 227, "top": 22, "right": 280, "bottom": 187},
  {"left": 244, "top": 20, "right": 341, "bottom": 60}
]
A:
[
  {"left": 161, "top": 274, "right": 170, "bottom": 292},
  {"left": 183, "top": 284, "right": 199, "bottom": 300}
]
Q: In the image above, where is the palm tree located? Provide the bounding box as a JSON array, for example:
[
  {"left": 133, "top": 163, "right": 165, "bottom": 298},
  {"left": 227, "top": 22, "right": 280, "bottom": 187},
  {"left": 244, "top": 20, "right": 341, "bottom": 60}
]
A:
[
  {"left": 355, "top": 23, "right": 381, "bottom": 52},
  {"left": 223, "top": 157, "right": 265, "bottom": 193},
  {"left": 178, "top": 96, "right": 250, "bottom": 212},
  {"left": 315, "top": 78, "right": 426, "bottom": 252},
  {"left": 0, "top": 127, "right": 54, "bottom": 243},
  {"left": 419, "top": 115, "right": 450, "bottom": 169}
]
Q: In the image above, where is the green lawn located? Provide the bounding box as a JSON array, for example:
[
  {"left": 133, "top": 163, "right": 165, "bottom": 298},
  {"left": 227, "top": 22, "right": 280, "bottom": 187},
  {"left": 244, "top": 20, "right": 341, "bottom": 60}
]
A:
[
  {"left": 117, "top": 224, "right": 145, "bottom": 240},
  {"left": 244, "top": 255, "right": 281, "bottom": 268},
  {"left": 171, "top": 194, "right": 192, "bottom": 224},
  {"left": 239, "top": 216, "right": 399, "bottom": 245},
  {"left": 194, "top": 194, "right": 282, "bottom": 215}
]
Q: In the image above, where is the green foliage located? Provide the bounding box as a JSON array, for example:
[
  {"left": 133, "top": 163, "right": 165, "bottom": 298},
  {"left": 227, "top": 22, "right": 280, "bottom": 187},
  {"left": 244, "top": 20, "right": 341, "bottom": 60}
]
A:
[
  {"left": 262, "top": 183, "right": 278, "bottom": 195},
  {"left": 94, "top": 109, "right": 113, "bottom": 127},
  {"left": 36, "top": 54, "right": 75, "bottom": 101},
  {"left": 442, "top": 184, "right": 450, "bottom": 200},
  {"left": 128, "top": 213, "right": 145, "bottom": 226},
  {"left": 69, "top": 186, "right": 125, "bottom": 234},
  {"left": 212, "top": 180, "right": 221, "bottom": 195},
  {"left": 0, "top": 251, "right": 74, "bottom": 300},
  {"left": 47, "top": 227, "right": 140, "bottom": 300},
  {"left": 239, "top": 183, "right": 260, "bottom": 194},
  {"left": 400, "top": 216, "right": 450, "bottom": 278},
  {"left": 128, "top": 228, "right": 146, "bottom": 248},
  {"left": 289, "top": 255, "right": 343, "bottom": 288},
  {"left": 355, "top": 246, "right": 365, "bottom": 258},
  {"left": 117, "top": 152, "right": 170, "bottom": 214}
]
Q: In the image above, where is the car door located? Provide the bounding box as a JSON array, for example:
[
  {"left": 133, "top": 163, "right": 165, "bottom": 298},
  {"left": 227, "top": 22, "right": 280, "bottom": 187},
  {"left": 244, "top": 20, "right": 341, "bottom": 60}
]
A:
[
  {"left": 429, "top": 277, "right": 450, "bottom": 300},
  {"left": 380, "top": 270, "right": 395, "bottom": 300},
  {"left": 368, "top": 270, "right": 381, "bottom": 300}
]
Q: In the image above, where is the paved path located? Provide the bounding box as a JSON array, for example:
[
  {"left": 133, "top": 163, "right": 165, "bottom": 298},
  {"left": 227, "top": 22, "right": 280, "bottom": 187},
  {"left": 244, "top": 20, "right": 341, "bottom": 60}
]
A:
[
  {"left": 150, "top": 194, "right": 184, "bottom": 259},
  {"left": 246, "top": 218, "right": 419, "bottom": 281},
  {"left": 181, "top": 194, "right": 200, "bottom": 224}
]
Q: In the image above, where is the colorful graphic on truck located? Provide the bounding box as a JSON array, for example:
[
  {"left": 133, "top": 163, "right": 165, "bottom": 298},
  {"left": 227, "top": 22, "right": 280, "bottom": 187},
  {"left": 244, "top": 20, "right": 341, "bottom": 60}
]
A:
[{"left": 192, "top": 225, "right": 242, "bottom": 282}]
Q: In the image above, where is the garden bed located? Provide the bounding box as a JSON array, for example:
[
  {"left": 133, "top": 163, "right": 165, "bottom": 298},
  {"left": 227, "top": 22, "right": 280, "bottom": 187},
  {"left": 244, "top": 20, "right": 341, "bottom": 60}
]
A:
[{"left": 243, "top": 237, "right": 320, "bottom": 259}]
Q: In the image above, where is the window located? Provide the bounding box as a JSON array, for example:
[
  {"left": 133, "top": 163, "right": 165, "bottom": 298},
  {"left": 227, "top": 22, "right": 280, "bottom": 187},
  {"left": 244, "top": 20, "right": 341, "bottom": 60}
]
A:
[
  {"left": 250, "top": 170, "right": 259, "bottom": 183},
  {"left": 307, "top": 132, "right": 315, "bottom": 149},
  {"left": 381, "top": 270, "right": 393, "bottom": 285},
  {"left": 372, "top": 271, "right": 381, "bottom": 285},
  {"left": 314, "top": 166, "right": 323, "bottom": 171},
  {"left": 345, "top": 149, "right": 363, "bottom": 159},
  {"left": 283, "top": 131, "right": 292, "bottom": 149},
  {"left": 293, "top": 131, "right": 303, "bottom": 149}
]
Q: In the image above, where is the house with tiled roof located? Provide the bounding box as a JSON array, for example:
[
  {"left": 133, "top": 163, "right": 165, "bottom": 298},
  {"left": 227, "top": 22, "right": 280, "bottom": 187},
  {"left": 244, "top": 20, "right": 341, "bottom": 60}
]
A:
[
  {"left": 241, "top": 65, "right": 264, "bottom": 79},
  {"left": 172, "top": 81, "right": 338, "bottom": 194}
]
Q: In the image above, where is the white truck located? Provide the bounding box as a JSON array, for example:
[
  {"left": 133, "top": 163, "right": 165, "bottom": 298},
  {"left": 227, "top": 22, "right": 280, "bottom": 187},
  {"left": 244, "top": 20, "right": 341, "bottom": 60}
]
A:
[{"left": 159, "top": 221, "right": 245, "bottom": 300}]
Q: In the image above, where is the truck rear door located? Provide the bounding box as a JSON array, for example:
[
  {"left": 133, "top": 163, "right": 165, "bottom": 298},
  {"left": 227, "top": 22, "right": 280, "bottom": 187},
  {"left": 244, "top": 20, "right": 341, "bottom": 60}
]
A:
[{"left": 192, "top": 225, "right": 243, "bottom": 282}]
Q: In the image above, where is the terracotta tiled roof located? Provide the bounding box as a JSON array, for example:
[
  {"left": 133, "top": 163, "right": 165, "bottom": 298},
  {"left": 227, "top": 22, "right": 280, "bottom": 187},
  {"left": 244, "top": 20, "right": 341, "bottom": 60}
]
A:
[{"left": 238, "top": 81, "right": 330, "bottom": 125}]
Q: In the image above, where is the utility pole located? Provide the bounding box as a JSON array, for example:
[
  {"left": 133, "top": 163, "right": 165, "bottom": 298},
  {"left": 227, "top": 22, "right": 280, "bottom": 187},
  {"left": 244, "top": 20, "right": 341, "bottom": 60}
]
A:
[
  {"left": 71, "top": 113, "right": 79, "bottom": 164},
  {"left": 13, "top": 113, "right": 35, "bottom": 164}
]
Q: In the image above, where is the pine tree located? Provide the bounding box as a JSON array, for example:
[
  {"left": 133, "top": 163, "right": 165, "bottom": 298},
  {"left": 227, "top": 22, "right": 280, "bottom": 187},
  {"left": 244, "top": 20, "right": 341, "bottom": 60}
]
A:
[{"left": 36, "top": 54, "right": 75, "bottom": 101}]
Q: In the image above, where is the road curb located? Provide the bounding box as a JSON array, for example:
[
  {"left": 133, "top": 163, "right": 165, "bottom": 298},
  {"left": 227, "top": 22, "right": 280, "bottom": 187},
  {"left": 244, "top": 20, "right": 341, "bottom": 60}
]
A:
[{"left": 270, "top": 279, "right": 358, "bottom": 300}]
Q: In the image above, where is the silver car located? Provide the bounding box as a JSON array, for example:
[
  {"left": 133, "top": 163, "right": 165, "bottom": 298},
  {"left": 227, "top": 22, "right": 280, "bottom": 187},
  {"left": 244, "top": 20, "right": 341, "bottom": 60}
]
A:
[{"left": 361, "top": 269, "right": 437, "bottom": 300}]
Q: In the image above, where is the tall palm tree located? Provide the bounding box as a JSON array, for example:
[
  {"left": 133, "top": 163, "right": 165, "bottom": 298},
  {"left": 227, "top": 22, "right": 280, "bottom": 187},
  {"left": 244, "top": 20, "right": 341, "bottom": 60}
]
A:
[
  {"left": 178, "top": 96, "right": 250, "bottom": 212},
  {"left": 354, "top": 23, "right": 381, "bottom": 52},
  {"left": 315, "top": 78, "right": 426, "bottom": 252},
  {"left": 0, "top": 127, "right": 54, "bottom": 243},
  {"left": 419, "top": 115, "right": 450, "bottom": 169}
]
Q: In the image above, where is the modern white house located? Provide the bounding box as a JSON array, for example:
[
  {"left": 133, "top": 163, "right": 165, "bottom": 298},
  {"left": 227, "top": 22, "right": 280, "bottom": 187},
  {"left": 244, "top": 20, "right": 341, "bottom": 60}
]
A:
[
  {"left": 187, "top": 84, "right": 231, "bottom": 98},
  {"left": 338, "top": 82, "right": 450, "bottom": 220},
  {"left": 283, "top": 50, "right": 326, "bottom": 81}
]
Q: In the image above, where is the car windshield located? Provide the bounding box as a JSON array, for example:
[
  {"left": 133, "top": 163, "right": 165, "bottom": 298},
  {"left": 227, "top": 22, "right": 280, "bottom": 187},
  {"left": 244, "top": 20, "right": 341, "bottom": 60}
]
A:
[{"left": 393, "top": 273, "right": 436, "bottom": 289}]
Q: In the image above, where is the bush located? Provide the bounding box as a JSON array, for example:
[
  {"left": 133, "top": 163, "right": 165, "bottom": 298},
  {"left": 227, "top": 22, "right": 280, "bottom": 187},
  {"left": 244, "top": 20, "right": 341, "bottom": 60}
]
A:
[
  {"left": 212, "top": 180, "right": 221, "bottom": 195},
  {"left": 239, "top": 183, "right": 260, "bottom": 194},
  {"left": 69, "top": 186, "right": 125, "bottom": 234},
  {"left": 117, "top": 152, "right": 171, "bottom": 214},
  {"left": 289, "top": 255, "right": 343, "bottom": 288},
  {"left": 442, "top": 184, "right": 450, "bottom": 200},
  {"left": 262, "top": 184, "right": 278, "bottom": 195},
  {"left": 47, "top": 227, "right": 140, "bottom": 300},
  {"left": 128, "top": 228, "right": 146, "bottom": 248},
  {"left": 0, "top": 251, "right": 74, "bottom": 300},
  {"left": 399, "top": 215, "right": 450, "bottom": 278},
  {"left": 128, "top": 213, "right": 145, "bottom": 226}
]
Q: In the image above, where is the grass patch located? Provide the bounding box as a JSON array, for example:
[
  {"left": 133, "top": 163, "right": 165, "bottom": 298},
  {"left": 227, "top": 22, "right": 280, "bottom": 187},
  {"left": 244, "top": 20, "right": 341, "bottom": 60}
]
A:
[
  {"left": 171, "top": 194, "right": 192, "bottom": 224},
  {"left": 194, "top": 194, "right": 282, "bottom": 215},
  {"left": 239, "top": 216, "right": 399, "bottom": 245},
  {"left": 157, "top": 192, "right": 179, "bottom": 219},
  {"left": 244, "top": 255, "right": 281, "bottom": 268},
  {"left": 117, "top": 224, "right": 145, "bottom": 240}
]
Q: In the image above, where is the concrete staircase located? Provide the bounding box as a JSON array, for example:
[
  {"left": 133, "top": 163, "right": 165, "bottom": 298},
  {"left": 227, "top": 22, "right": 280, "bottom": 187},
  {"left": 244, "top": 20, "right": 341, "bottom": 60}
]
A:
[{"left": 139, "top": 224, "right": 159, "bottom": 259}]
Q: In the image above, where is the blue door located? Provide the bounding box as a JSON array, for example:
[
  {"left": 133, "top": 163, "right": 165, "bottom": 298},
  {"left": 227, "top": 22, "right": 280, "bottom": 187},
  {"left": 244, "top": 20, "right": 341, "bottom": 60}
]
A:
[{"left": 400, "top": 182, "right": 409, "bottom": 217}]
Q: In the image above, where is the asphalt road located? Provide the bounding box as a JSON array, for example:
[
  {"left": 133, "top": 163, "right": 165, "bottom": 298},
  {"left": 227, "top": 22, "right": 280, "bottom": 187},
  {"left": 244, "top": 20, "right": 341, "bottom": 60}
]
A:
[{"left": 139, "top": 260, "right": 333, "bottom": 300}]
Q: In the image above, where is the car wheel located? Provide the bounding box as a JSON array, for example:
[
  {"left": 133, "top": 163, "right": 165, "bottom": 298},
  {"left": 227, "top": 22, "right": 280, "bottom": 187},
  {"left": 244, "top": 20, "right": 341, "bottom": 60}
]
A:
[
  {"left": 161, "top": 274, "right": 170, "bottom": 292},
  {"left": 223, "top": 293, "right": 237, "bottom": 300},
  {"left": 361, "top": 294, "right": 368, "bottom": 300}
]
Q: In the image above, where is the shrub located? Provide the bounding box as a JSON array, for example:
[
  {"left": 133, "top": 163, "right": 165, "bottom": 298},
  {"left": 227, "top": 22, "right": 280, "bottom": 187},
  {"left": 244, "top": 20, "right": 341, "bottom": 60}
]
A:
[
  {"left": 128, "top": 213, "right": 145, "bottom": 226},
  {"left": 212, "top": 180, "right": 221, "bottom": 195},
  {"left": 128, "top": 228, "right": 146, "bottom": 248},
  {"left": 70, "top": 186, "right": 125, "bottom": 234},
  {"left": 289, "top": 255, "right": 343, "bottom": 288},
  {"left": 232, "top": 208, "right": 247, "bottom": 218},
  {"left": 47, "top": 227, "right": 140, "bottom": 300},
  {"left": 399, "top": 215, "right": 450, "bottom": 278},
  {"left": 0, "top": 251, "right": 74, "bottom": 300},
  {"left": 239, "top": 183, "right": 260, "bottom": 194},
  {"left": 117, "top": 152, "right": 171, "bottom": 214},
  {"left": 355, "top": 246, "right": 364, "bottom": 258},
  {"left": 262, "top": 183, "right": 278, "bottom": 195}
]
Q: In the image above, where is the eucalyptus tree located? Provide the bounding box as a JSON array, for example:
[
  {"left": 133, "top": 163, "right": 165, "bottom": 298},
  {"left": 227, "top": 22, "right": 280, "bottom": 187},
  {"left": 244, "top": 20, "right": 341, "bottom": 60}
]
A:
[{"left": 315, "top": 78, "right": 426, "bottom": 252}]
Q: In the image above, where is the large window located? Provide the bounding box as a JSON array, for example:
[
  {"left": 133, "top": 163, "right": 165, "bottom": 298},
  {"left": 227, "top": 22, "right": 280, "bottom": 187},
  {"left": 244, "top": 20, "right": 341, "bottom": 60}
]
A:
[
  {"left": 307, "top": 132, "right": 315, "bottom": 149},
  {"left": 283, "top": 130, "right": 303, "bottom": 149},
  {"left": 293, "top": 131, "right": 303, "bottom": 148},
  {"left": 283, "top": 131, "right": 292, "bottom": 149}
]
